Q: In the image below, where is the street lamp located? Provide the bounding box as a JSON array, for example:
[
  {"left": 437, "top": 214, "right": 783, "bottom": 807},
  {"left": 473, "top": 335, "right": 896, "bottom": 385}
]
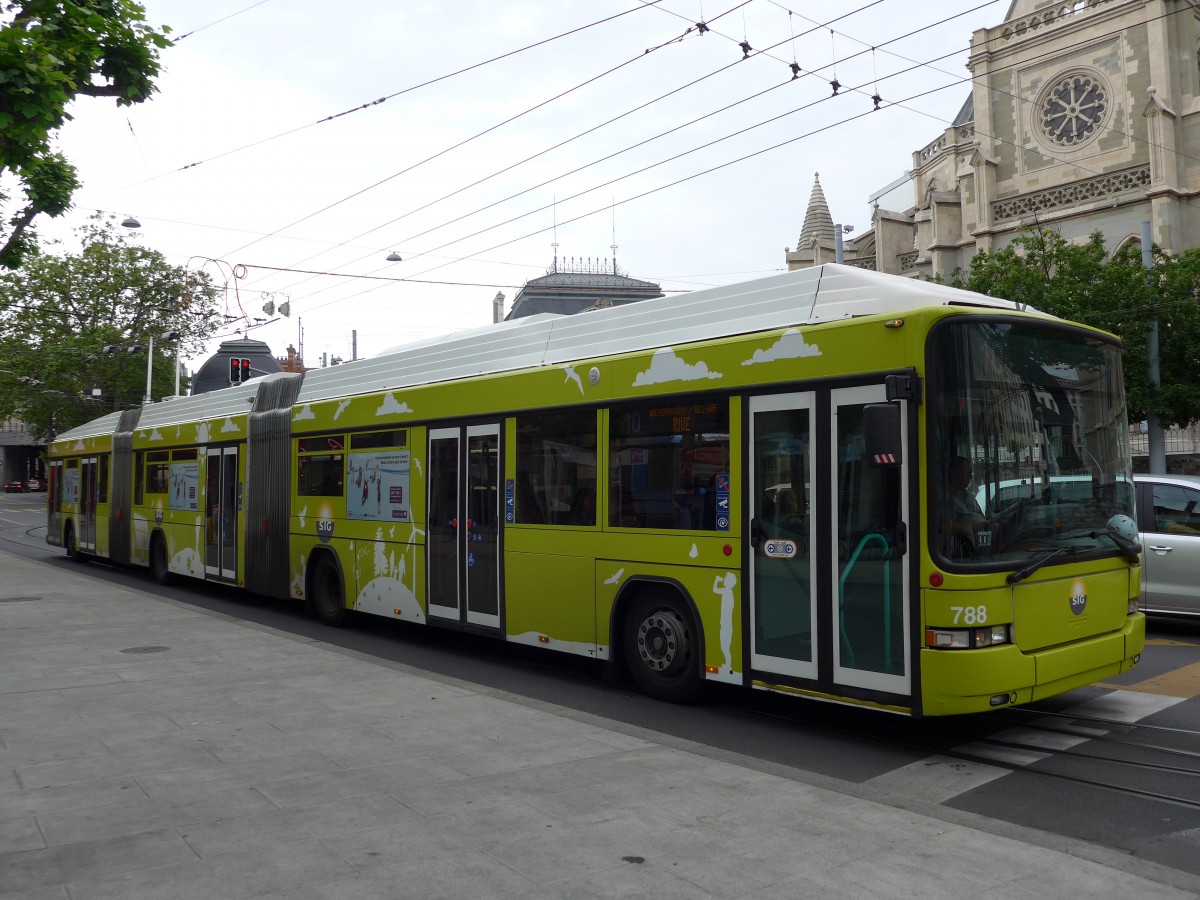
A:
[{"left": 834, "top": 223, "right": 854, "bottom": 264}]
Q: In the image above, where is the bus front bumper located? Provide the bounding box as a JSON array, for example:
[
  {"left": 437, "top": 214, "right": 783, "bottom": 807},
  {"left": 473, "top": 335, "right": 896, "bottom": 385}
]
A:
[{"left": 921, "top": 613, "right": 1145, "bottom": 716}]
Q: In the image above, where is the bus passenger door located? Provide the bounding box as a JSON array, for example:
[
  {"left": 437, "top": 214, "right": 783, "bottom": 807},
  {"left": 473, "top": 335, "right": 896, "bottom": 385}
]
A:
[
  {"left": 829, "top": 385, "right": 910, "bottom": 697},
  {"left": 79, "top": 457, "right": 98, "bottom": 552},
  {"left": 748, "top": 394, "right": 817, "bottom": 680},
  {"left": 205, "top": 446, "right": 238, "bottom": 580},
  {"left": 427, "top": 424, "right": 502, "bottom": 630}
]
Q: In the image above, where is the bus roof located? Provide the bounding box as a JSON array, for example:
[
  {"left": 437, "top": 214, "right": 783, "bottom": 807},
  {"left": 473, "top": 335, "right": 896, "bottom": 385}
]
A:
[
  {"left": 52, "top": 263, "right": 1046, "bottom": 443},
  {"left": 295, "top": 263, "right": 1044, "bottom": 405}
]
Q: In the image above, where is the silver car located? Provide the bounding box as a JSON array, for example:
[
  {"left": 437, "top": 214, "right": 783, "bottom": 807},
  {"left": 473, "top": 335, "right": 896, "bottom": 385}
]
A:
[{"left": 1134, "top": 472, "right": 1200, "bottom": 617}]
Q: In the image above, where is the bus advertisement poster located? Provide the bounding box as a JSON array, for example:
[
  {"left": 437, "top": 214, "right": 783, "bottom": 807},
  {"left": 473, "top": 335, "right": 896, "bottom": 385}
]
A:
[
  {"left": 169, "top": 462, "right": 199, "bottom": 512},
  {"left": 62, "top": 467, "right": 79, "bottom": 505},
  {"left": 348, "top": 451, "right": 410, "bottom": 521}
]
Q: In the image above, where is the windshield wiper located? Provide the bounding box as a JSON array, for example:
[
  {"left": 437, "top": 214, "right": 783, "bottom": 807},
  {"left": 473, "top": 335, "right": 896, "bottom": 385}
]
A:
[{"left": 1007, "top": 545, "right": 1091, "bottom": 585}]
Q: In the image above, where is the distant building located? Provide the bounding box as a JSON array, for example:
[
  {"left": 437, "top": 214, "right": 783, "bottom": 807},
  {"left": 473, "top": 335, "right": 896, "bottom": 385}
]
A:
[
  {"left": 276, "top": 344, "right": 307, "bottom": 374},
  {"left": 190, "top": 338, "right": 283, "bottom": 395},
  {"left": 506, "top": 255, "right": 662, "bottom": 319},
  {"left": 787, "top": 0, "right": 1200, "bottom": 278},
  {"left": 0, "top": 418, "right": 42, "bottom": 483}
]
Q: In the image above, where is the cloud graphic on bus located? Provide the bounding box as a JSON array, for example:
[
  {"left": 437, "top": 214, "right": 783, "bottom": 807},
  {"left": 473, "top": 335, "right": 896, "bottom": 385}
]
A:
[
  {"left": 147, "top": 428, "right": 164, "bottom": 442},
  {"left": 293, "top": 404, "right": 316, "bottom": 421},
  {"left": 634, "top": 348, "right": 722, "bottom": 386},
  {"left": 741, "top": 329, "right": 822, "bottom": 366},
  {"left": 376, "top": 393, "right": 413, "bottom": 416},
  {"left": 220, "top": 418, "right": 240, "bottom": 433}
]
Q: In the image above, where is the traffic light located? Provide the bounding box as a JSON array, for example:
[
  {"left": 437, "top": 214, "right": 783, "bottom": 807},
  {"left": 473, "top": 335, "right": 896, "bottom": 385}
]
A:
[
  {"left": 239, "top": 358, "right": 251, "bottom": 382},
  {"left": 229, "top": 357, "right": 252, "bottom": 384}
]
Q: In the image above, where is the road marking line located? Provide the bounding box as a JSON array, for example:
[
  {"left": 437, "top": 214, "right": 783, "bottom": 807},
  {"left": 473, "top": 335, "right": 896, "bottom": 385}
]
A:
[
  {"left": 950, "top": 740, "right": 1051, "bottom": 767},
  {"left": 1062, "top": 689, "right": 1186, "bottom": 721},
  {"left": 988, "top": 726, "right": 1092, "bottom": 751},
  {"left": 864, "top": 755, "right": 1011, "bottom": 804}
]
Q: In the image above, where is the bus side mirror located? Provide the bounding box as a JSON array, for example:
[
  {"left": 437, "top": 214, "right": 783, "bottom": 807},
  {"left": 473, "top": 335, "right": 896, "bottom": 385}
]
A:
[{"left": 863, "top": 402, "right": 902, "bottom": 467}]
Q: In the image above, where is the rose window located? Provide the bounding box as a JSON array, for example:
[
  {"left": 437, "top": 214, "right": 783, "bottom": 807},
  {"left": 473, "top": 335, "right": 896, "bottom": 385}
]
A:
[{"left": 1041, "top": 75, "right": 1106, "bottom": 146}]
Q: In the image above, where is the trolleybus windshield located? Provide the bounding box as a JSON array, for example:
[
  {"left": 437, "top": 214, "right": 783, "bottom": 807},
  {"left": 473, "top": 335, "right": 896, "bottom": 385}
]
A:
[{"left": 928, "top": 319, "right": 1134, "bottom": 567}]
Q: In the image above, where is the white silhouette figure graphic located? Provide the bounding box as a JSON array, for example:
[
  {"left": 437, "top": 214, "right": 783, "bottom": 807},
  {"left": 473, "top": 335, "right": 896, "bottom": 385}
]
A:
[{"left": 713, "top": 572, "right": 737, "bottom": 674}]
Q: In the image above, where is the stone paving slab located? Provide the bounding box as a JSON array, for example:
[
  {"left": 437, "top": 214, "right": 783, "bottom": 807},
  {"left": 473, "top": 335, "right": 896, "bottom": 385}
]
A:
[{"left": 2, "top": 550, "right": 1199, "bottom": 899}]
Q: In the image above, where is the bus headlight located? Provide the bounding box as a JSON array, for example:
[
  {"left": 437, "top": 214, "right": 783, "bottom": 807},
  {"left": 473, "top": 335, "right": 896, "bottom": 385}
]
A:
[{"left": 925, "top": 624, "right": 1011, "bottom": 649}]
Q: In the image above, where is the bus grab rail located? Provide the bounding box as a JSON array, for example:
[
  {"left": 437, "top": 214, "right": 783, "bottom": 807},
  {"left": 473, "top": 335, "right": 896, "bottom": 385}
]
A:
[{"left": 838, "top": 532, "right": 892, "bottom": 671}]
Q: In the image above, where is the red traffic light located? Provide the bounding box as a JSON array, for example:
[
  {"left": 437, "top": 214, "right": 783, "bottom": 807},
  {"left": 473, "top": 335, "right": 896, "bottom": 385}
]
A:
[{"left": 229, "top": 357, "right": 252, "bottom": 384}]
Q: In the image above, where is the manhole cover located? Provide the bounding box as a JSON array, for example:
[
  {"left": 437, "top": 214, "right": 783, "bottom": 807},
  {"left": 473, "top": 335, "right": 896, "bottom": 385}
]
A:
[
  {"left": 120, "top": 646, "right": 170, "bottom": 654},
  {"left": 0, "top": 596, "right": 39, "bottom": 603}
]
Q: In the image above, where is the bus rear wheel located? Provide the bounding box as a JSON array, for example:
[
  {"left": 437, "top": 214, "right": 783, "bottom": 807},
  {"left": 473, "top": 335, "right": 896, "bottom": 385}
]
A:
[
  {"left": 64, "top": 525, "right": 87, "bottom": 563},
  {"left": 151, "top": 536, "right": 173, "bottom": 586},
  {"left": 310, "top": 555, "right": 347, "bottom": 627},
  {"left": 624, "top": 591, "right": 700, "bottom": 703}
]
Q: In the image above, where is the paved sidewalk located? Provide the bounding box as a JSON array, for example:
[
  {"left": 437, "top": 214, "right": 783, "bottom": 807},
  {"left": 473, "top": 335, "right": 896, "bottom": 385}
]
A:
[{"left": 1, "top": 550, "right": 1197, "bottom": 899}]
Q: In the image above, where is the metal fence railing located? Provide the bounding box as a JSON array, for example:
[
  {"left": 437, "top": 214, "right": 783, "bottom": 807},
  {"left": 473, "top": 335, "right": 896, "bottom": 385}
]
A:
[{"left": 1129, "top": 423, "right": 1200, "bottom": 456}]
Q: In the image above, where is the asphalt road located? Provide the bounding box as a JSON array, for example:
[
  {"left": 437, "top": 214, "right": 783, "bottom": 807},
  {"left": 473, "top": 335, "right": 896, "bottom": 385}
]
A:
[{"left": 4, "top": 491, "right": 1200, "bottom": 877}]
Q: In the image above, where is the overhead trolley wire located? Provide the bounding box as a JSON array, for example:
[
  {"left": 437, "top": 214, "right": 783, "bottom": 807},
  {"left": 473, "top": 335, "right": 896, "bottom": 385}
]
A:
[
  {"left": 176, "top": 2, "right": 1198, "bottom": 323},
  {"left": 253, "top": 0, "right": 1001, "bottom": 302},
  {"left": 246, "top": 0, "right": 924, "bottom": 299},
  {"left": 279, "top": 0, "right": 1198, "bottom": 322},
  {"left": 109, "top": 0, "right": 670, "bottom": 197},
  {"left": 216, "top": 0, "right": 746, "bottom": 264}
]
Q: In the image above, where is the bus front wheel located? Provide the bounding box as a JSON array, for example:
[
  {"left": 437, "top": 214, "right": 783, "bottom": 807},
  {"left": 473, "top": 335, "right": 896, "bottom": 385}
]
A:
[
  {"left": 310, "top": 555, "right": 347, "bottom": 627},
  {"left": 624, "top": 591, "right": 700, "bottom": 703}
]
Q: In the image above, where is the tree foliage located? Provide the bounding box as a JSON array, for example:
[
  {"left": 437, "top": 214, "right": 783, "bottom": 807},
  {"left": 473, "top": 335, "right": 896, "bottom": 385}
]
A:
[
  {"left": 948, "top": 227, "right": 1200, "bottom": 427},
  {"left": 0, "top": 215, "right": 220, "bottom": 440},
  {"left": 0, "top": 1, "right": 171, "bottom": 267}
]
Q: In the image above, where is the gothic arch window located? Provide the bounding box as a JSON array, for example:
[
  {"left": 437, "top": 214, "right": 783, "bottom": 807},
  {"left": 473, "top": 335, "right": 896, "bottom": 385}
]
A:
[
  {"left": 1114, "top": 233, "right": 1142, "bottom": 256},
  {"left": 1035, "top": 70, "right": 1109, "bottom": 149}
]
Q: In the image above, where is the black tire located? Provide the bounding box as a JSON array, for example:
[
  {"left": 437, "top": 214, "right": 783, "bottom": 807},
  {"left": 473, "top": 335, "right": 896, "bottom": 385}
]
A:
[
  {"left": 64, "top": 525, "right": 88, "bottom": 563},
  {"left": 310, "top": 554, "right": 347, "bottom": 627},
  {"left": 624, "top": 590, "right": 701, "bottom": 703},
  {"left": 151, "top": 535, "right": 173, "bottom": 586}
]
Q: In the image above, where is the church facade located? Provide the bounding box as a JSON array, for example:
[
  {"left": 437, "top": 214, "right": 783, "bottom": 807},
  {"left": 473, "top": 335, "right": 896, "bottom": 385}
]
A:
[{"left": 787, "top": 0, "right": 1200, "bottom": 278}]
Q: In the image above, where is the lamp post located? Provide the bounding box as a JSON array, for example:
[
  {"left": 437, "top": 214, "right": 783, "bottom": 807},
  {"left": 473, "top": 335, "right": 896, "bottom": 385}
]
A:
[
  {"left": 834, "top": 224, "right": 854, "bottom": 264},
  {"left": 145, "top": 331, "right": 182, "bottom": 403}
]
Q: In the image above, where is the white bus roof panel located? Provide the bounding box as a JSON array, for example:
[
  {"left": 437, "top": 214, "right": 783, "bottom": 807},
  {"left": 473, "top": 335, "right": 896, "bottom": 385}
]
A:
[{"left": 295, "top": 264, "right": 1041, "bottom": 405}]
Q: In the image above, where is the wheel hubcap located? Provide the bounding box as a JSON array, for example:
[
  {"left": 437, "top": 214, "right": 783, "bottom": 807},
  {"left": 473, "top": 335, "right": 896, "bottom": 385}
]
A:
[{"left": 636, "top": 609, "right": 688, "bottom": 673}]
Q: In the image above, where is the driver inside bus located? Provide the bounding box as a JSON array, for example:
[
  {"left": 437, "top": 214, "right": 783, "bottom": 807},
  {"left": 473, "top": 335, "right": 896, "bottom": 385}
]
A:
[{"left": 944, "top": 456, "right": 986, "bottom": 557}]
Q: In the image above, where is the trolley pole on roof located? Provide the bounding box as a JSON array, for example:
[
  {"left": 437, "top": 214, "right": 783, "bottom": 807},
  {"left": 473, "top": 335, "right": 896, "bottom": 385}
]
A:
[{"left": 1142, "top": 221, "right": 1166, "bottom": 475}]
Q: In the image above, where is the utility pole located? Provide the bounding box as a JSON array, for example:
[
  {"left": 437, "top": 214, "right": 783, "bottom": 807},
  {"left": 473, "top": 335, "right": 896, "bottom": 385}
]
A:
[{"left": 1142, "top": 221, "right": 1166, "bottom": 475}]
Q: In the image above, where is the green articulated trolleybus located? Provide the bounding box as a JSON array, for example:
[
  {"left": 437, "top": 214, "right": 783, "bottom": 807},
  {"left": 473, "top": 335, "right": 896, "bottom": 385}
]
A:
[{"left": 46, "top": 263, "right": 1145, "bottom": 716}]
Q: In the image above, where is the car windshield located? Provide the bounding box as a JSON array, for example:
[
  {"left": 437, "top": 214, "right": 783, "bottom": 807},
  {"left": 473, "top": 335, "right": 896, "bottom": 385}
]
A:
[{"left": 928, "top": 318, "right": 1134, "bottom": 567}]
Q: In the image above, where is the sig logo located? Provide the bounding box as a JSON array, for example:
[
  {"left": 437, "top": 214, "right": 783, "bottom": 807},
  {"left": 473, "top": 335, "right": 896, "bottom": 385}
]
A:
[
  {"left": 316, "top": 519, "right": 335, "bottom": 543},
  {"left": 1068, "top": 579, "right": 1087, "bottom": 616}
]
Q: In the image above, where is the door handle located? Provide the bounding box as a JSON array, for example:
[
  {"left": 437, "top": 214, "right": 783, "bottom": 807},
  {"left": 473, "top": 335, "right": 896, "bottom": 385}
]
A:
[
  {"left": 749, "top": 517, "right": 762, "bottom": 549},
  {"left": 1148, "top": 545, "right": 1173, "bottom": 553}
]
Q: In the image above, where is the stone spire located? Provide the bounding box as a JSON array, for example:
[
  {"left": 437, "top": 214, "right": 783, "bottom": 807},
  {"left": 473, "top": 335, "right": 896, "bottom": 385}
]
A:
[{"left": 796, "top": 173, "right": 835, "bottom": 250}]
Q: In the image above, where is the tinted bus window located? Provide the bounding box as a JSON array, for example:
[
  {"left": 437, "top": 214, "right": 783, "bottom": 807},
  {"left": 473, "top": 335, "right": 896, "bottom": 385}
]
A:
[
  {"left": 515, "top": 411, "right": 597, "bottom": 525},
  {"left": 609, "top": 397, "right": 730, "bottom": 530}
]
